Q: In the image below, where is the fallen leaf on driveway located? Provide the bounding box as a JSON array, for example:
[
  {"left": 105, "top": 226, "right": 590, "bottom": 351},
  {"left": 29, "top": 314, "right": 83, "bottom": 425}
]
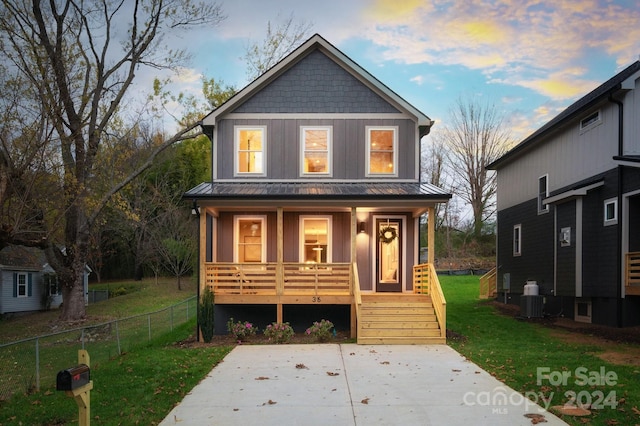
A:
[
  {"left": 295, "top": 363, "right": 308, "bottom": 369},
  {"left": 255, "top": 376, "right": 269, "bottom": 380},
  {"left": 361, "top": 397, "right": 370, "bottom": 404},
  {"left": 327, "top": 371, "right": 339, "bottom": 376}
]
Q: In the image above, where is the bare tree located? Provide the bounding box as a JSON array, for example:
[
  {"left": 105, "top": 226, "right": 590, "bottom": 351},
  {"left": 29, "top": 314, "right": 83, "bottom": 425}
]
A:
[
  {"left": 0, "top": 0, "right": 225, "bottom": 321},
  {"left": 438, "top": 96, "right": 513, "bottom": 239},
  {"left": 243, "top": 12, "right": 314, "bottom": 80}
]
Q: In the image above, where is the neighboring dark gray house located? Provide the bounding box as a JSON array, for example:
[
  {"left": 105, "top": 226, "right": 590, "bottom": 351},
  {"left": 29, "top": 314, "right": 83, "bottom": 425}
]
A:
[
  {"left": 0, "top": 245, "right": 89, "bottom": 314},
  {"left": 488, "top": 61, "right": 640, "bottom": 327},
  {"left": 186, "top": 34, "right": 451, "bottom": 343}
]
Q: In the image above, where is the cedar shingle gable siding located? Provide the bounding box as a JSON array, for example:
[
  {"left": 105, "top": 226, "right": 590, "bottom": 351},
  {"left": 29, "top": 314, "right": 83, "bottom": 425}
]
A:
[{"left": 233, "top": 50, "right": 400, "bottom": 114}]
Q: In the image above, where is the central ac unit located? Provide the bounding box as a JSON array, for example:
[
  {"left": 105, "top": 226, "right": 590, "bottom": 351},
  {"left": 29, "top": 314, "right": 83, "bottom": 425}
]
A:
[{"left": 520, "top": 295, "right": 544, "bottom": 318}]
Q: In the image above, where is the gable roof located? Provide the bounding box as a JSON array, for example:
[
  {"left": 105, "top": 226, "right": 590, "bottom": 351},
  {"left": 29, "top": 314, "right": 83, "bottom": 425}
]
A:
[
  {"left": 488, "top": 60, "right": 640, "bottom": 170},
  {"left": 201, "top": 34, "right": 433, "bottom": 129},
  {"left": 0, "top": 245, "right": 48, "bottom": 272}
]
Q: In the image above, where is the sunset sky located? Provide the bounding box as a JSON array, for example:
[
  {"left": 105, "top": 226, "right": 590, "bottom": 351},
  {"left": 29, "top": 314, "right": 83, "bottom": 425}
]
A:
[{"left": 167, "top": 0, "right": 640, "bottom": 142}]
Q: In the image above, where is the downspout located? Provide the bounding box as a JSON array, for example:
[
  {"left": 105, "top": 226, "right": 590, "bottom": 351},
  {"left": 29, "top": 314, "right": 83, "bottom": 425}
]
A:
[{"left": 608, "top": 93, "right": 624, "bottom": 327}]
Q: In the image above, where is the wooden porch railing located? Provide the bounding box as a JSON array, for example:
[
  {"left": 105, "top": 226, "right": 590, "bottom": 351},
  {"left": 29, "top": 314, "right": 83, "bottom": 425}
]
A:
[
  {"left": 626, "top": 252, "right": 640, "bottom": 296},
  {"left": 413, "top": 263, "right": 447, "bottom": 340},
  {"left": 204, "top": 262, "right": 352, "bottom": 296},
  {"left": 479, "top": 267, "right": 497, "bottom": 299}
]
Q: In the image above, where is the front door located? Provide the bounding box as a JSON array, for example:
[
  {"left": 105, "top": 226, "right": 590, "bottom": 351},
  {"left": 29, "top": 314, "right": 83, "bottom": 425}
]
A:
[{"left": 376, "top": 218, "right": 402, "bottom": 292}]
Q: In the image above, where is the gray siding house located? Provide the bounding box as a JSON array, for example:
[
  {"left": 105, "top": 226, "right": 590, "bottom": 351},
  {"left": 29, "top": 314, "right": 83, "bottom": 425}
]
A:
[
  {"left": 186, "top": 34, "right": 451, "bottom": 343},
  {"left": 0, "top": 245, "right": 90, "bottom": 315},
  {"left": 488, "top": 61, "right": 640, "bottom": 327}
]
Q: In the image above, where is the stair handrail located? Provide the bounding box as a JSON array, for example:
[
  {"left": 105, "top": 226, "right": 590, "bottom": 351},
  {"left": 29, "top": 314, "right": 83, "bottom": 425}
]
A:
[
  {"left": 352, "top": 262, "right": 362, "bottom": 337},
  {"left": 427, "top": 263, "right": 447, "bottom": 341},
  {"left": 479, "top": 267, "right": 497, "bottom": 299}
]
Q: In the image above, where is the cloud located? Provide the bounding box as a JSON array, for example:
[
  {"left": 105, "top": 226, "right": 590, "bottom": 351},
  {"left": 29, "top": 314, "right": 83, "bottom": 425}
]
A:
[{"left": 362, "top": 0, "right": 640, "bottom": 99}]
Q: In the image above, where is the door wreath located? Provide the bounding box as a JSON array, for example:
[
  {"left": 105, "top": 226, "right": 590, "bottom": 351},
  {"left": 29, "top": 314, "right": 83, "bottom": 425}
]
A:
[{"left": 378, "top": 225, "right": 397, "bottom": 244}]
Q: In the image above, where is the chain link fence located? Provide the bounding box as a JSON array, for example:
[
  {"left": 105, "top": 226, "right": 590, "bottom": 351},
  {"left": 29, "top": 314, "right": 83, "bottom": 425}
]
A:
[{"left": 0, "top": 296, "right": 197, "bottom": 401}]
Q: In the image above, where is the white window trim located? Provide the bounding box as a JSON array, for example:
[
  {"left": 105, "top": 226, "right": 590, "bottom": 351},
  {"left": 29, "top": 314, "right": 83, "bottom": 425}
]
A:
[
  {"left": 538, "top": 174, "right": 549, "bottom": 214},
  {"left": 300, "top": 126, "right": 332, "bottom": 176},
  {"left": 574, "top": 299, "right": 592, "bottom": 323},
  {"left": 234, "top": 126, "right": 267, "bottom": 176},
  {"left": 17, "top": 272, "right": 28, "bottom": 298},
  {"left": 299, "top": 216, "right": 332, "bottom": 263},
  {"left": 579, "top": 110, "right": 602, "bottom": 133},
  {"left": 513, "top": 224, "right": 522, "bottom": 257},
  {"left": 604, "top": 197, "right": 618, "bottom": 226},
  {"left": 366, "top": 126, "right": 398, "bottom": 177},
  {"left": 233, "top": 215, "right": 267, "bottom": 263}
]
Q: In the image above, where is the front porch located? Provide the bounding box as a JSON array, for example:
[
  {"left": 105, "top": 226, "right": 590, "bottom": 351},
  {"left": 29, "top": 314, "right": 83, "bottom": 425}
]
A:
[
  {"left": 204, "top": 262, "right": 446, "bottom": 344},
  {"left": 626, "top": 252, "right": 640, "bottom": 296}
]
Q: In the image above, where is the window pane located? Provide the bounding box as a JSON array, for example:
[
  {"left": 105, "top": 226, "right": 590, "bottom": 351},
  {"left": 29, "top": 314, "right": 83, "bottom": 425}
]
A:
[
  {"left": 370, "top": 152, "right": 394, "bottom": 173},
  {"left": 303, "top": 219, "right": 328, "bottom": 263},
  {"left": 238, "top": 130, "right": 262, "bottom": 150},
  {"left": 370, "top": 130, "right": 393, "bottom": 150},
  {"left": 304, "top": 130, "right": 328, "bottom": 150},
  {"left": 304, "top": 152, "right": 328, "bottom": 173}
]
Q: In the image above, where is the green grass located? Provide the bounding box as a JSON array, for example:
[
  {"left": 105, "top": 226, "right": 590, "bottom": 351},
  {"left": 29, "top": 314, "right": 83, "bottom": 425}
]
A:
[
  {"left": 441, "top": 275, "right": 640, "bottom": 426},
  {"left": 0, "top": 319, "right": 233, "bottom": 425},
  {"left": 0, "top": 277, "right": 197, "bottom": 342}
]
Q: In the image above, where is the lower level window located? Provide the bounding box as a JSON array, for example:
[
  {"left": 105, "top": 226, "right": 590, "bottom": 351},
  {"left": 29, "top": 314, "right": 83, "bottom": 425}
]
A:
[
  {"left": 300, "top": 217, "right": 331, "bottom": 264},
  {"left": 235, "top": 217, "right": 266, "bottom": 263}
]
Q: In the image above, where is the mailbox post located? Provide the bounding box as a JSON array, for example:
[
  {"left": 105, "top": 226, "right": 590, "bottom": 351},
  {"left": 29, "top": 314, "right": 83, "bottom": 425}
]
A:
[{"left": 56, "top": 350, "right": 93, "bottom": 426}]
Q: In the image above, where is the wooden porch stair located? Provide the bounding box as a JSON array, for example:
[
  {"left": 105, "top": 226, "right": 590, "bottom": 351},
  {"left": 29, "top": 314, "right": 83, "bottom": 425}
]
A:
[{"left": 356, "top": 294, "right": 445, "bottom": 344}]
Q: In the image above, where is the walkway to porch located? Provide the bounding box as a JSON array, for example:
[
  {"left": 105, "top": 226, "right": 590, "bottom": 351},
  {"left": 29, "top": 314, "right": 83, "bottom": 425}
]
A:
[{"left": 205, "top": 262, "right": 446, "bottom": 344}]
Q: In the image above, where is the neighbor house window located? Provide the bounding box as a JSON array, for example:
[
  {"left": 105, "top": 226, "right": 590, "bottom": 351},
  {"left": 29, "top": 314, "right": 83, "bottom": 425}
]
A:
[
  {"left": 366, "top": 127, "right": 397, "bottom": 176},
  {"left": 513, "top": 224, "right": 522, "bottom": 256},
  {"left": 300, "top": 216, "right": 332, "bottom": 264},
  {"left": 580, "top": 110, "right": 601, "bottom": 131},
  {"left": 538, "top": 175, "right": 549, "bottom": 214},
  {"left": 15, "top": 272, "right": 28, "bottom": 297},
  {"left": 235, "top": 126, "right": 266, "bottom": 175},
  {"left": 604, "top": 198, "right": 618, "bottom": 226},
  {"left": 301, "top": 127, "right": 331, "bottom": 175},
  {"left": 45, "top": 274, "right": 59, "bottom": 296},
  {"left": 234, "top": 216, "right": 266, "bottom": 263}
]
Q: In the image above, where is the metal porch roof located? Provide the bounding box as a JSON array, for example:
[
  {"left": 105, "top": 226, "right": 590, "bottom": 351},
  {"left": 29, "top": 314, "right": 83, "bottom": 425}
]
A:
[{"left": 185, "top": 182, "right": 451, "bottom": 202}]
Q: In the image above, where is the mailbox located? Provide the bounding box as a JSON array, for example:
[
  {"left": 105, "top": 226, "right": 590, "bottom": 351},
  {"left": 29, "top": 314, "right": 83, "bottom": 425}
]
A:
[{"left": 56, "top": 364, "right": 90, "bottom": 391}]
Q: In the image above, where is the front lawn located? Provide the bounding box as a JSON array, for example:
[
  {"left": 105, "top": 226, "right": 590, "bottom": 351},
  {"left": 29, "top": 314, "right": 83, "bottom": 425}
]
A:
[{"left": 441, "top": 275, "right": 640, "bottom": 426}]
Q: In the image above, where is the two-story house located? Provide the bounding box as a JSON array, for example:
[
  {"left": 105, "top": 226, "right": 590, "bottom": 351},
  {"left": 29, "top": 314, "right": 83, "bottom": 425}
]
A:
[
  {"left": 186, "top": 34, "right": 451, "bottom": 344},
  {"left": 488, "top": 61, "right": 640, "bottom": 327}
]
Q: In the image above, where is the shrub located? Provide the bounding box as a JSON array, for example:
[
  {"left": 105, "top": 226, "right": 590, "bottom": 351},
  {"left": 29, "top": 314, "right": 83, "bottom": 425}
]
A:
[
  {"left": 112, "top": 286, "right": 128, "bottom": 297},
  {"left": 227, "top": 318, "right": 257, "bottom": 341},
  {"left": 263, "top": 322, "right": 294, "bottom": 344},
  {"left": 198, "top": 286, "right": 215, "bottom": 343},
  {"left": 305, "top": 319, "right": 334, "bottom": 342}
]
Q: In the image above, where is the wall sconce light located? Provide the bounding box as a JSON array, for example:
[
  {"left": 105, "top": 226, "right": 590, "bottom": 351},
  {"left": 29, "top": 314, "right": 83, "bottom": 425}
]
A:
[
  {"left": 358, "top": 221, "right": 366, "bottom": 233},
  {"left": 191, "top": 199, "right": 201, "bottom": 217}
]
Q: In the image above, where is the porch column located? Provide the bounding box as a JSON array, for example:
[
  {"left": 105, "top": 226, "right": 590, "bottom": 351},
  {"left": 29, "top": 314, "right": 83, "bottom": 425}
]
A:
[
  {"left": 427, "top": 206, "right": 435, "bottom": 265},
  {"left": 199, "top": 210, "right": 207, "bottom": 294},
  {"left": 350, "top": 207, "right": 357, "bottom": 338},
  {"left": 276, "top": 207, "right": 284, "bottom": 323}
]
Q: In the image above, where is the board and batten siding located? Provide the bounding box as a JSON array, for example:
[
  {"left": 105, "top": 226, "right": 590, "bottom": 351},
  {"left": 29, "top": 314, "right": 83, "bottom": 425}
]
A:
[
  {"left": 215, "top": 118, "right": 418, "bottom": 180},
  {"left": 623, "top": 75, "right": 640, "bottom": 156},
  {"left": 496, "top": 101, "right": 621, "bottom": 211}
]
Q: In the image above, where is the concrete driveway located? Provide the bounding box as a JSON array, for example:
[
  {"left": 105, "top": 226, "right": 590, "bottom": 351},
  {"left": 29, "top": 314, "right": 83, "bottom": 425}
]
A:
[{"left": 160, "top": 344, "right": 567, "bottom": 426}]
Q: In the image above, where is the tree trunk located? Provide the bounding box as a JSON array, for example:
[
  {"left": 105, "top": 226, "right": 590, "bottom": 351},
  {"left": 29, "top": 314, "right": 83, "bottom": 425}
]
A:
[{"left": 60, "top": 262, "right": 87, "bottom": 320}]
